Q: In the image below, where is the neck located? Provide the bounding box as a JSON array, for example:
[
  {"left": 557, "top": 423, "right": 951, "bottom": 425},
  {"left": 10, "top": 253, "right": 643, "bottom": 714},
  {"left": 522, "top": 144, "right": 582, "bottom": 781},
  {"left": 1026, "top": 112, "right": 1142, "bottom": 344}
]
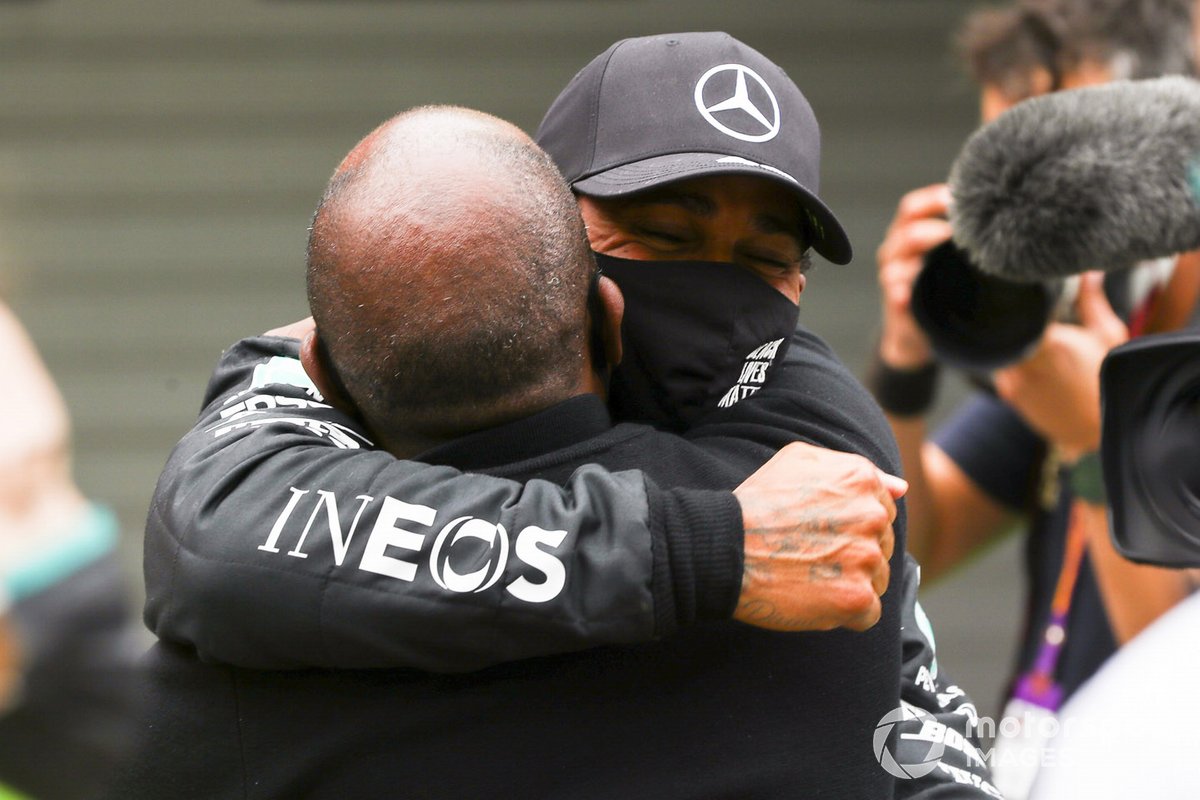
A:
[
  {"left": 375, "top": 377, "right": 600, "bottom": 459},
  {"left": 579, "top": 365, "right": 609, "bottom": 403},
  {"left": 379, "top": 430, "right": 454, "bottom": 460}
]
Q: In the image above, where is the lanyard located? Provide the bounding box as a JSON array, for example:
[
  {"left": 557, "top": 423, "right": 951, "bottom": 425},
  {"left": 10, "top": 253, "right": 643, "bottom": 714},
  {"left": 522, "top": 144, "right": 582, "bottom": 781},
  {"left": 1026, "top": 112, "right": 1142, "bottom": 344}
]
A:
[
  {"left": 1012, "top": 283, "right": 1162, "bottom": 711},
  {"left": 1013, "top": 503, "right": 1089, "bottom": 711}
]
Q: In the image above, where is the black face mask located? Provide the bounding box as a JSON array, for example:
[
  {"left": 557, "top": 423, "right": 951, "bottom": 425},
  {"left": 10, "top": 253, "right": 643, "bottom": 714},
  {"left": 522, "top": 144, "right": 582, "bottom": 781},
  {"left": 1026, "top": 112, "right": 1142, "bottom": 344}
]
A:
[{"left": 596, "top": 252, "right": 800, "bottom": 432}]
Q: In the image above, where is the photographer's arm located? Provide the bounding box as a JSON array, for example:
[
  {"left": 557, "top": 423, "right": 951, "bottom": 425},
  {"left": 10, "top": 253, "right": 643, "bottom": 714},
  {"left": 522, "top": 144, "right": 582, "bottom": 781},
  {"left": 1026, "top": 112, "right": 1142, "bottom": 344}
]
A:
[
  {"left": 1073, "top": 499, "right": 1191, "bottom": 644},
  {"left": 873, "top": 185, "right": 1017, "bottom": 580},
  {"left": 994, "top": 274, "right": 1194, "bottom": 643}
]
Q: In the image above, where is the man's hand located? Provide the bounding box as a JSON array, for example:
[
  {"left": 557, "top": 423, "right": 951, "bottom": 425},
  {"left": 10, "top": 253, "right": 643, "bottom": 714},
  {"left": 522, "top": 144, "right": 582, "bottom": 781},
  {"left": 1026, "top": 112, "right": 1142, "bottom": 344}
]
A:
[
  {"left": 875, "top": 184, "right": 953, "bottom": 369},
  {"left": 993, "top": 272, "right": 1129, "bottom": 461},
  {"left": 264, "top": 317, "right": 316, "bottom": 340},
  {"left": 732, "top": 442, "right": 906, "bottom": 632}
]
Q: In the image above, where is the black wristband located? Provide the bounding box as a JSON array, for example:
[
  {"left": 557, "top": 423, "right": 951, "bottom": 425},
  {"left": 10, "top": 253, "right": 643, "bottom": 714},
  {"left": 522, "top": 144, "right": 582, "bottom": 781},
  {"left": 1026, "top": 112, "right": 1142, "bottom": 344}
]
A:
[{"left": 866, "top": 353, "right": 940, "bottom": 417}]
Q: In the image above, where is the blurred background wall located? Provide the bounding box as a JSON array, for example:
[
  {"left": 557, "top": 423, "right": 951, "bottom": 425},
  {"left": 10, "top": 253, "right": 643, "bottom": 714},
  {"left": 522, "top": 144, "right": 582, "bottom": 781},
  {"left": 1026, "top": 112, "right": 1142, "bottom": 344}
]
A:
[{"left": 0, "top": 0, "right": 1024, "bottom": 720}]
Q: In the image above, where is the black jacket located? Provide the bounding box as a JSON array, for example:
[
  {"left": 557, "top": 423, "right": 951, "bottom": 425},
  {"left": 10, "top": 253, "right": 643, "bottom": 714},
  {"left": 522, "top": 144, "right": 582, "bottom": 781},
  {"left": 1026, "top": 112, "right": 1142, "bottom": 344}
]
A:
[{"left": 123, "top": 330, "right": 997, "bottom": 798}]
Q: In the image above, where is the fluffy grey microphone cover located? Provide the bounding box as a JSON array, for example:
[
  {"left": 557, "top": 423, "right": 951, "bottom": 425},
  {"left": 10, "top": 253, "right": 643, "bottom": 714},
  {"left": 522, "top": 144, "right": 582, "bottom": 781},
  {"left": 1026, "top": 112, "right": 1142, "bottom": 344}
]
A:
[{"left": 948, "top": 76, "right": 1200, "bottom": 282}]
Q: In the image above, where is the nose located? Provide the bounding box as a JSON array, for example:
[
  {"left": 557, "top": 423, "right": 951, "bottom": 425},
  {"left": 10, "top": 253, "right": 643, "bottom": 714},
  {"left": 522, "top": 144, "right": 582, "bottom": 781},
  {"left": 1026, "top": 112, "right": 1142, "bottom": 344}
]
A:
[{"left": 693, "top": 236, "right": 737, "bottom": 265}]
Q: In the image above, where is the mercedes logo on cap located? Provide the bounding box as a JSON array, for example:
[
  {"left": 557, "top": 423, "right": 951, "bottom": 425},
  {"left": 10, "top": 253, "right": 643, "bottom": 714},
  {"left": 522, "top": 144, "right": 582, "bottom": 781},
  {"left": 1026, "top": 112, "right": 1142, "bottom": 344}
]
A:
[{"left": 694, "top": 64, "right": 781, "bottom": 143}]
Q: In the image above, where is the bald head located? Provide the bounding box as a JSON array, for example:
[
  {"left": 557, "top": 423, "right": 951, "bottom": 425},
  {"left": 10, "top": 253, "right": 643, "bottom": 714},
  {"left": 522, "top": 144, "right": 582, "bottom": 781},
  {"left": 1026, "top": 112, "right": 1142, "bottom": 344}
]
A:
[{"left": 306, "top": 106, "right": 596, "bottom": 450}]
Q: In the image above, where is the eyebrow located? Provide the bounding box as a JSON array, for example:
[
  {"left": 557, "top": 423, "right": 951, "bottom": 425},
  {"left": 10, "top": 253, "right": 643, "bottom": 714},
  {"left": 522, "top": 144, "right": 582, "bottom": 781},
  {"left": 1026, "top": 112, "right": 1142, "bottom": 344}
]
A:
[
  {"left": 631, "top": 190, "right": 715, "bottom": 216},
  {"left": 752, "top": 212, "right": 807, "bottom": 246},
  {"left": 631, "top": 190, "right": 808, "bottom": 250}
]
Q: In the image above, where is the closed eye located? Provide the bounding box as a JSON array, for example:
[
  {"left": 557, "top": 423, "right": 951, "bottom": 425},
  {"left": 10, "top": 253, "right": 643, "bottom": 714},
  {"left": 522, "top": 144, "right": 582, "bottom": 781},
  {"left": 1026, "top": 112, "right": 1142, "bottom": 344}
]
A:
[{"left": 636, "top": 226, "right": 691, "bottom": 246}]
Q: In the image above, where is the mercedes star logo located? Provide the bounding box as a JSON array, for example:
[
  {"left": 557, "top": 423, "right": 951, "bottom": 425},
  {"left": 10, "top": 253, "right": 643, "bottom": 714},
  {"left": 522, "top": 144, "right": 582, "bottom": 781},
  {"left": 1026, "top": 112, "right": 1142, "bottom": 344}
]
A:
[{"left": 694, "top": 63, "right": 781, "bottom": 143}]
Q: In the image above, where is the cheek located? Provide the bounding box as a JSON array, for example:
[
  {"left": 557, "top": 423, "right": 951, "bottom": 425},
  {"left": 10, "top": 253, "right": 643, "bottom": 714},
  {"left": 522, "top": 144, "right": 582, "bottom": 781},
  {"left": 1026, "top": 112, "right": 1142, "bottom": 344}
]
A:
[{"left": 752, "top": 269, "right": 804, "bottom": 305}]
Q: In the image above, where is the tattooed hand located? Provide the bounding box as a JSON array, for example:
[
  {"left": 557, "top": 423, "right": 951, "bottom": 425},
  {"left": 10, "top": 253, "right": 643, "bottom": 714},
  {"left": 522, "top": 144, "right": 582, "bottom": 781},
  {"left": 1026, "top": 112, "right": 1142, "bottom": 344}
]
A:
[{"left": 731, "top": 441, "right": 905, "bottom": 632}]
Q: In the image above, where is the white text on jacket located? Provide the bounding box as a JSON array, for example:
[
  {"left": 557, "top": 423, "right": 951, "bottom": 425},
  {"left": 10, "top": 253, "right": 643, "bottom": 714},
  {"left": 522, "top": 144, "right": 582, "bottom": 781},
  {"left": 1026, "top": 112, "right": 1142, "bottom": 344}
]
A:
[{"left": 259, "top": 487, "right": 568, "bottom": 603}]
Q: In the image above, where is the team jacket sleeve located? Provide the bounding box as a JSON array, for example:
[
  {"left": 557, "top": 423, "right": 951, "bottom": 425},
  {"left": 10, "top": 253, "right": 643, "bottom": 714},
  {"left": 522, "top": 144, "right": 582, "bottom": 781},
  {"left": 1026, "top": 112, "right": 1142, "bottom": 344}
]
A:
[
  {"left": 892, "top": 555, "right": 1004, "bottom": 799},
  {"left": 684, "top": 326, "right": 904, "bottom": 479},
  {"left": 143, "top": 337, "right": 742, "bottom": 671},
  {"left": 686, "top": 328, "right": 1000, "bottom": 798}
]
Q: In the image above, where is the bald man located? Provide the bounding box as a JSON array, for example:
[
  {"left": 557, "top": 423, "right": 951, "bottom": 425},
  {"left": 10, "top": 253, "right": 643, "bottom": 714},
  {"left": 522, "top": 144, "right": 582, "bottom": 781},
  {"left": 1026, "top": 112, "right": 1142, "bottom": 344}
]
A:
[
  {"left": 113, "top": 106, "right": 971, "bottom": 799},
  {"left": 303, "top": 110, "right": 617, "bottom": 454}
]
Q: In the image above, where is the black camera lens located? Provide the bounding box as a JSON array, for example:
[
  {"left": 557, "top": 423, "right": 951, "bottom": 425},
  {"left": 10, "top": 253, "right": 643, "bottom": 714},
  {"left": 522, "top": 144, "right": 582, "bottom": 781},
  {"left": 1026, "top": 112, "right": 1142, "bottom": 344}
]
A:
[
  {"left": 1132, "top": 374, "right": 1200, "bottom": 549},
  {"left": 911, "top": 241, "right": 1059, "bottom": 372},
  {"left": 1102, "top": 332, "right": 1200, "bottom": 567}
]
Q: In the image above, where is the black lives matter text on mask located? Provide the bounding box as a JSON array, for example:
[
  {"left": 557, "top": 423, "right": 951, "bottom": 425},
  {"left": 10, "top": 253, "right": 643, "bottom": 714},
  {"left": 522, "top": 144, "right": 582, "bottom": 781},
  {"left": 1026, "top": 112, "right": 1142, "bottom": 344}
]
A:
[
  {"left": 598, "top": 253, "right": 799, "bottom": 431},
  {"left": 718, "top": 337, "right": 785, "bottom": 408}
]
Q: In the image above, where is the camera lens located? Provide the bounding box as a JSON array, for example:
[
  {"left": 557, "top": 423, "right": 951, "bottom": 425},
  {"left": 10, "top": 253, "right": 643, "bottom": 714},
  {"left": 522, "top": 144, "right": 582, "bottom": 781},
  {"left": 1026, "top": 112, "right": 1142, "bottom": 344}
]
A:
[
  {"left": 1103, "top": 333, "right": 1200, "bottom": 567},
  {"left": 1136, "top": 376, "right": 1200, "bottom": 543},
  {"left": 911, "top": 241, "right": 1059, "bottom": 372}
]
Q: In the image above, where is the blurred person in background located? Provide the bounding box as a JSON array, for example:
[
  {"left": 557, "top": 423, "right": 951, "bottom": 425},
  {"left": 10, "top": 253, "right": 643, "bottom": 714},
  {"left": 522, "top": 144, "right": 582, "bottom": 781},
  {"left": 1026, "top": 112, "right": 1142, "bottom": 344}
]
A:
[
  {"left": 1027, "top": 332, "right": 1200, "bottom": 797},
  {"left": 870, "top": 0, "right": 1200, "bottom": 795},
  {"left": 0, "top": 300, "right": 142, "bottom": 800}
]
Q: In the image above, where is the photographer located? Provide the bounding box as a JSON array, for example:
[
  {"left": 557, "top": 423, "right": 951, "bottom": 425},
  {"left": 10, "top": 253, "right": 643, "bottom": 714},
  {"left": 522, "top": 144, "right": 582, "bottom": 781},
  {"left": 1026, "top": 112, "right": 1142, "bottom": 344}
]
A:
[
  {"left": 873, "top": 11, "right": 1200, "bottom": 794},
  {"left": 868, "top": 14, "right": 1200, "bottom": 796},
  {"left": 871, "top": 5, "right": 1200, "bottom": 792},
  {"left": 875, "top": 0, "right": 1198, "bottom": 680},
  {"left": 1027, "top": 332, "right": 1200, "bottom": 798}
]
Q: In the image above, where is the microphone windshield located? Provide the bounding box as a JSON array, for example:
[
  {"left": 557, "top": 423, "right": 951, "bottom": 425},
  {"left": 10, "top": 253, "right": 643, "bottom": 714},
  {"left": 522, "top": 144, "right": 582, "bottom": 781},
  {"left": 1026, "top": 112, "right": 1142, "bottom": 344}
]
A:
[{"left": 949, "top": 76, "right": 1200, "bottom": 283}]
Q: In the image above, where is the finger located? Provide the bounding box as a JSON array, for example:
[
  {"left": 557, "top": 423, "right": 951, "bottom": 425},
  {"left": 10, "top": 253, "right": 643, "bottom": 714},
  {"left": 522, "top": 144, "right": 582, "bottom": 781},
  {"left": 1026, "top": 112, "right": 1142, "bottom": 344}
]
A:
[
  {"left": 1076, "top": 270, "right": 1129, "bottom": 345},
  {"left": 872, "top": 552, "right": 892, "bottom": 597},
  {"left": 894, "top": 183, "right": 953, "bottom": 226},
  {"left": 264, "top": 317, "right": 316, "bottom": 339},
  {"left": 878, "top": 522, "right": 896, "bottom": 563},
  {"left": 991, "top": 365, "right": 1021, "bottom": 403},
  {"left": 879, "top": 471, "right": 908, "bottom": 499},
  {"left": 848, "top": 595, "right": 883, "bottom": 632},
  {"left": 872, "top": 471, "right": 900, "bottom": 528},
  {"left": 878, "top": 218, "right": 954, "bottom": 264}
]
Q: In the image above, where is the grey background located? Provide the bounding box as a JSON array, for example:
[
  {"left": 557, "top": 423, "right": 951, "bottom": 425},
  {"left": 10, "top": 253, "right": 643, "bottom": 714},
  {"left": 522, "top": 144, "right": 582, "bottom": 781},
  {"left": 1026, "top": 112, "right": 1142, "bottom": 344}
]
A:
[{"left": 0, "top": 0, "right": 1024, "bottom": 721}]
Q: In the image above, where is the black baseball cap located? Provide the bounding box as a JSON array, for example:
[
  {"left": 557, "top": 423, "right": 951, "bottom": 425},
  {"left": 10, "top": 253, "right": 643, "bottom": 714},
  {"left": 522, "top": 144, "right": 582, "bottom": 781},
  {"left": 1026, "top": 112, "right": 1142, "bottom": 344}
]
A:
[{"left": 536, "top": 31, "right": 852, "bottom": 264}]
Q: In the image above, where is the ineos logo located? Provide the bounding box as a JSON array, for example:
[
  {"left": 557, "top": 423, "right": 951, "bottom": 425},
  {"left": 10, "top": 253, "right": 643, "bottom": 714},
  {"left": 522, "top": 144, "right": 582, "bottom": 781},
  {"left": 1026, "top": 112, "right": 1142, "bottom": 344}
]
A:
[
  {"left": 262, "top": 487, "right": 571, "bottom": 604},
  {"left": 430, "top": 516, "right": 509, "bottom": 593},
  {"left": 694, "top": 63, "right": 781, "bottom": 143}
]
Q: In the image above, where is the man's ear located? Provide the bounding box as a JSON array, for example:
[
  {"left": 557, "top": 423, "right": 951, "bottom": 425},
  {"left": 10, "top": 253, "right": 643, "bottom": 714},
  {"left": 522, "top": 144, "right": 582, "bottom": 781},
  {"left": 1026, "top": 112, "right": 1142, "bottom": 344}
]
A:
[
  {"left": 596, "top": 275, "right": 624, "bottom": 368},
  {"left": 299, "top": 331, "right": 355, "bottom": 414}
]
